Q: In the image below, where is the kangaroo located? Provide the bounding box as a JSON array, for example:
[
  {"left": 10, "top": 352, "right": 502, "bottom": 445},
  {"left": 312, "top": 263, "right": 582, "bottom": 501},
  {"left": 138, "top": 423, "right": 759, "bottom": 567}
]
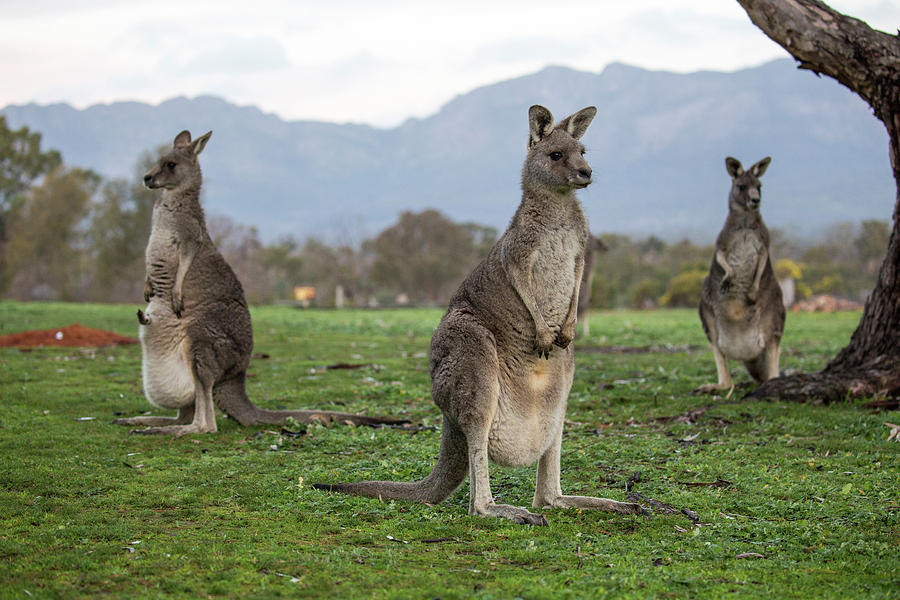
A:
[
  {"left": 113, "top": 130, "right": 404, "bottom": 435},
  {"left": 314, "top": 107, "right": 645, "bottom": 525},
  {"left": 576, "top": 235, "right": 606, "bottom": 337},
  {"left": 696, "top": 156, "right": 785, "bottom": 395}
]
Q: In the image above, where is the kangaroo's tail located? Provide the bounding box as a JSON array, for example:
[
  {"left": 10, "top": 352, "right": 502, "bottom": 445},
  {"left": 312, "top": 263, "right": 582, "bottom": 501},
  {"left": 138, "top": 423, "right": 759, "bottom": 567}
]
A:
[
  {"left": 313, "top": 416, "right": 468, "bottom": 505},
  {"left": 213, "top": 374, "right": 409, "bottom": 427}
]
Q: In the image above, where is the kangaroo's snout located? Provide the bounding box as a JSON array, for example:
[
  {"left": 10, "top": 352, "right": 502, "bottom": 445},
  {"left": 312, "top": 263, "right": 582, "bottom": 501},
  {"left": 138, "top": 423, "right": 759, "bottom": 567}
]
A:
[
  {"left": 747, "top": 187, "right": 761, "bottom": 209},
  {"left": 573, "top": 167, "right": 592, "bottom": 188},
  {"left": 143, "top": 174, "right": 153, "bottom": 186}
]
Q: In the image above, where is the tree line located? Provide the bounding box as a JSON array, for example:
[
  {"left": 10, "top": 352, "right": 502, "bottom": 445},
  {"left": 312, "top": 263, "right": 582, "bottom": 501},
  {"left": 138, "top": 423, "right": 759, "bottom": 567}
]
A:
[{"left": 0, "top": 116, "right": 888, "bottom": 309}]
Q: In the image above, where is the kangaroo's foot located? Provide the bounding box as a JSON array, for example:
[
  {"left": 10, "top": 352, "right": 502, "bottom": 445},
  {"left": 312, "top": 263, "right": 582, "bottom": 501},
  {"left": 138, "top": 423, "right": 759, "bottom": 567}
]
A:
[
  {"left": 113, "top": 415, "right": 180, "bottom": 427},
  {"left": 130, "top": 423, "right": 215, "bottom": 437},
  {"left": 693, "top": 382, "right": 735, "bottom": 397},
  {"left": 114, "top": 406, "right": 194, "bottom": 428},
  {"left": 472, "top": 502, "right": 548, "bottom": 526},
  {"left": 539, "top": 495, "right": 648, "bottom": 516}
]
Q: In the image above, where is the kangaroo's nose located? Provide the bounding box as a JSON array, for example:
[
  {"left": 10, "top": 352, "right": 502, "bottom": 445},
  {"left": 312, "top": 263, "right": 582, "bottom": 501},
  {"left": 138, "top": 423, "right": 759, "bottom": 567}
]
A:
[
  {"left": 143, "top": 174, "right": 153, "bottom": 185},
  {"left": 578, "top": 168, "right": 592, "bottom": 180}
]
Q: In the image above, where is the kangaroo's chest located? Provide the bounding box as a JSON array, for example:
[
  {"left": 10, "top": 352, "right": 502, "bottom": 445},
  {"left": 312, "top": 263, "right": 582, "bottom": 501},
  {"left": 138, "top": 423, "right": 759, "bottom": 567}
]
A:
[
  {"left": 531, "top": 226, "right": 584, "bottom": 325},
  {"left": 145, "top": 207, "right": 188, "bottom": 294},
  {"left": 146, "top": 209, "right": 180, "bottom": 265},
  {"left": 723, "top": 230, "right": 763, "bottom": 286}
]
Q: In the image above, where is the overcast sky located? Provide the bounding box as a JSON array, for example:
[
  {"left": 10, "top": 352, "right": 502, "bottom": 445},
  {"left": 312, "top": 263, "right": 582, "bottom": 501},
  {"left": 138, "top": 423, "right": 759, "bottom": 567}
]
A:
[{"left": 1, "top": 1, "right": 897, "bottom": 128}]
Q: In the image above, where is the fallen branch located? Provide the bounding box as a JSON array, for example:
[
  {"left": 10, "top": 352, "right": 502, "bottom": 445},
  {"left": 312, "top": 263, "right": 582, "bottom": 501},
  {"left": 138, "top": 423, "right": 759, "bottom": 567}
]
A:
[{"left": 677, "top": 478, "right": 732, "bottom": 488}]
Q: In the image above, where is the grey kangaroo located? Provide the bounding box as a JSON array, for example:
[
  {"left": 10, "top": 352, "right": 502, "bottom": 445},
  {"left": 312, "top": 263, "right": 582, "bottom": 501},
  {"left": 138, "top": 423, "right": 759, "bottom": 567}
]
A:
[
  {"left": 314, "top": 107, "right": 645, "bottom": 525},
  {"left": 114, "top": 130, "right": 403, "bottom": 435},
  {"left": 576, "top": 235, "right": 606, "bottom": 337},
  {"left": 696, "top": 156, "right": 785, "bottom": 395}
]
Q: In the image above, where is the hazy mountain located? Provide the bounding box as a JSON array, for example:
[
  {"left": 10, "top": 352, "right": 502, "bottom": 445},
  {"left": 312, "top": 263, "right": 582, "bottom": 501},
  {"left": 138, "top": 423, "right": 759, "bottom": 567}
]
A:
[{"left": 1, "top": 59, "right": 892, "bottom": 242}]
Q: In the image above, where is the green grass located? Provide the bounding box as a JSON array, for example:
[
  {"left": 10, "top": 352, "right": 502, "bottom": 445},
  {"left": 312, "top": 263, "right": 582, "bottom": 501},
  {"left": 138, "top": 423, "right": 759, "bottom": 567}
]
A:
[{"left": 0, "top": 301, "right": 897, "bottom": 598}]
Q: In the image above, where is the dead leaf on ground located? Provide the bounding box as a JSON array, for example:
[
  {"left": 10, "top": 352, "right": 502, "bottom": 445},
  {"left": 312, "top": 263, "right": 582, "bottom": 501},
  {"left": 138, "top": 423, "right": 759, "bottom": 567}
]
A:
[
  {"left": 885, "top": 422, "right": 900, "bottom": 442},
  {"left": 735, "top": 552, "right": 765, "bottom": 559}
]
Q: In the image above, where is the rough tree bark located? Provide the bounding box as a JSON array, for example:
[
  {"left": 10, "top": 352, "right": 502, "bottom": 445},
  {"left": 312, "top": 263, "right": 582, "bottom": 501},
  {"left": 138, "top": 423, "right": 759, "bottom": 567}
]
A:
[{"left": 737, "top": 0, "right": 900, "bottom": 403}]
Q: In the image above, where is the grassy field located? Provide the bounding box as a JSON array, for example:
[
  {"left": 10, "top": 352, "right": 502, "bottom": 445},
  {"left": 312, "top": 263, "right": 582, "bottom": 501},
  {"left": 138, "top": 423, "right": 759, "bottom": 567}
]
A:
[{"left": 0, "top": 301, "right": 897, "bottom": 598}]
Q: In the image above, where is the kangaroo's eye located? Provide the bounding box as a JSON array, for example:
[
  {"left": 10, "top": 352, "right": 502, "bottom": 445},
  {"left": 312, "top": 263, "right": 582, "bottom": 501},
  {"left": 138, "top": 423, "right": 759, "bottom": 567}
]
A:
[
  {"left": 549, "top": 152, "right": 563, "bottom": 161},
  {"left": 166, "top": 162, "right": 176, "bottom": 171},
  {"left": 738, "top": 184, "right": 748, "bottom": 192}
]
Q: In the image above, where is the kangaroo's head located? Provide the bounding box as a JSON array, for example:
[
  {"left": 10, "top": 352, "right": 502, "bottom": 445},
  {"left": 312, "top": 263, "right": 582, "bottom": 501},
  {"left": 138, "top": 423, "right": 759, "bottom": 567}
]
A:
[
  {"left": 143, "top": 130, "right": 212, "bottom": 191},
  {"left": 522, "top": 105, "right": 596, "bottom": 195},
  {"left": 725, "top": 156, "right": 770, "bottom": 213}
]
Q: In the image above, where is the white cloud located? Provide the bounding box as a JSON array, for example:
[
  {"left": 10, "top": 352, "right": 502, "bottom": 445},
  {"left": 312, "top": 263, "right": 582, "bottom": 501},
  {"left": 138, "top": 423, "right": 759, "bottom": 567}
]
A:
[{"left": 0, "top": 0, "right": 897, "bottom": 127}]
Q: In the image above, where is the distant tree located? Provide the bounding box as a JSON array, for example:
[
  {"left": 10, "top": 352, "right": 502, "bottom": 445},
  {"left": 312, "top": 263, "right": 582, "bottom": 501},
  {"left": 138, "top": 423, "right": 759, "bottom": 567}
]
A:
[
  {"left": 258, "top": 236, "right": 306, "bottom": 302},
  {"left": 854, "top": 219, "right": 890, "bottom": 275},
  {"left": 739, "top": 0, "right": 900, "bottom": 402},
  {"left": 0, "top": 117, "right": 63, "bottom": 290},
  {"left": 366, "top": 209, "right": 495, "bottom": 304},
  {"left": 4, "top": 167, "right": 99, "bottom": 300},
  {"left": 86, "top": 153, "right": 156, "bottom": 302},
  {"left": 658, "top": 269, "right": 707, "bottom": 308}
]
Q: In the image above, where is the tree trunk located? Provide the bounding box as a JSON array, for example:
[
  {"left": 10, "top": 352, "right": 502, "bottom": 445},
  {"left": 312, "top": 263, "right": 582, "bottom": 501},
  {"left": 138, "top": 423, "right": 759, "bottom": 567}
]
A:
[{"left": 737, "top": 0, "right": 900, "bottom": 402}]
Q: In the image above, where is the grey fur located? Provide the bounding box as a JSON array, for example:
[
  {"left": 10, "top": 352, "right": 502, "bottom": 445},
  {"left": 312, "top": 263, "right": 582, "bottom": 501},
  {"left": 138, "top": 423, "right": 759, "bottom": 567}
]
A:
[
  {"left": 314, "top": 107, "right": 645, "bottom": 525},
  {"left": 114, "top": 130, "right": 405, "bottom": 435},
  {"left": 696, "top": 156, "right": 785, "bottom": 394}
]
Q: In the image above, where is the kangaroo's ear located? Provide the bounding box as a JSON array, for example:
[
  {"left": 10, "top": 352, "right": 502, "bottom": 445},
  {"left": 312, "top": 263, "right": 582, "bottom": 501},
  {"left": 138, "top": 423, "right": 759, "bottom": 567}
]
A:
[
  {"left": 559, "top": 106, "right": 597, "bottom": 140},
  {"left": 174, "top": 130, "right": 192, "bottom": 148},
  {"left": 528, "top": 105, "right": 554, "bottom": 148},
  {"left": 750, "top": 156, "right": 771, "bottom": 178},
  {"left": 725, "top": 157, "right": 743, "bottom": 179},
  {"left": 191, "top": 131, "right": 212, "bottom": 156}
]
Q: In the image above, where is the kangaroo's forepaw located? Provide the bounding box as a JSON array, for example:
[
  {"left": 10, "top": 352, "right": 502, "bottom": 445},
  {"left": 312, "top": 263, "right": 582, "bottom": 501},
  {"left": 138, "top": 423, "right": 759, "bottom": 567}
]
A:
[
  {"left": 137, "top": 309, "right": 150, "bottom": 325},
  {"left": 553, "top": 333, "right": 573, "bottom": 349}
]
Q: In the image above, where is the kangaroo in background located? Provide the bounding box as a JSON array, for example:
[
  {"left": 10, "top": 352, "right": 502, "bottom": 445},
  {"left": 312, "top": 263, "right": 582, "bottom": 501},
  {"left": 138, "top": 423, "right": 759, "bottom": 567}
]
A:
[
  {"left": 696, "top": 156, "right": 785, "bottom": 395},
  {"left": 113, "top": 130, "right": 403, "bottom": 435},
  {"left": 314, "top": 106, "right": 645, "bottom": 525},
  {"left": 576, "top": 235, "right": 607, "bottom": 337}
]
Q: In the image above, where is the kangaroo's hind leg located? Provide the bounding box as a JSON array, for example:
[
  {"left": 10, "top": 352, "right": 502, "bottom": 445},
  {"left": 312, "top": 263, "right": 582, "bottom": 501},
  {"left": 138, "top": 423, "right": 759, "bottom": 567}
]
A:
[
  {"left": 434, "top": 317, "right": 547, "bottom": 526},
  {"left": 695, "top": 303, "right": 733, "bottom": 394},
  {"left": 533, "top": 424, "right": 645, "bottom": 515},
  {"left": 131, "top": 345, "right": 218, "bottom": 436}
]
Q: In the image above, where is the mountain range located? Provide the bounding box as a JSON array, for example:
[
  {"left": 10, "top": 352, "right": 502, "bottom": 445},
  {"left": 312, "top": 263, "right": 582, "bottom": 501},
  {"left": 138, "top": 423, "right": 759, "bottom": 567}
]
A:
[{"left": 1, "top": 59, "right": 893, "bottom": 242}]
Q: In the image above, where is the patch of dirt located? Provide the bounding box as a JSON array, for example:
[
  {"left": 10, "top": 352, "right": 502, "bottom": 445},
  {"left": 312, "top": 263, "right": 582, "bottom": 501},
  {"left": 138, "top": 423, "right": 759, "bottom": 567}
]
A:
[
  {"left": 792, "top": 294, "right": 863, "bottom": 312},
  {"left": 0, "top": 323, "right": 138, "bottom": 348}
]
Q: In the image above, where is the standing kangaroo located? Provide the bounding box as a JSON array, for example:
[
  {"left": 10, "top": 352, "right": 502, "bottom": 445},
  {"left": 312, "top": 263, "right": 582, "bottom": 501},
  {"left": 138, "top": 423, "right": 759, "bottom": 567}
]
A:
[
  {"left": 114, "top": 130, "right": 403, "bottom": 435},
  {"left": 314, "top": 107, "right": 645, "bottom": 525},
  {"left": 696, "top": 156, "right": 785, "bottom": 394}
]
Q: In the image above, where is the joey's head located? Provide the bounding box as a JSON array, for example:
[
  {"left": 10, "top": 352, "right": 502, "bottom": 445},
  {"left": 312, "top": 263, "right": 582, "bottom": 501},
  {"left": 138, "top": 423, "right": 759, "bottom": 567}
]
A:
[
  {"left": 725, "top": 156, "right": 770, "bottom": 213},
  {"left": 522, "top": 105, "right": 597, "bottom": 195},
  {"left": 143, "top": 130, "right": 212, "bottom": 191}
]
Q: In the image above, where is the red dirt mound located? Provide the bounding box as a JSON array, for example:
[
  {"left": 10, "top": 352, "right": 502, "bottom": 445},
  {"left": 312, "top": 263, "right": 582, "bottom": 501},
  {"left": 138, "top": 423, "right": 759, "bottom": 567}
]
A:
[{"left": 0, "top": 323, "right": 138, "bottom": 348}]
